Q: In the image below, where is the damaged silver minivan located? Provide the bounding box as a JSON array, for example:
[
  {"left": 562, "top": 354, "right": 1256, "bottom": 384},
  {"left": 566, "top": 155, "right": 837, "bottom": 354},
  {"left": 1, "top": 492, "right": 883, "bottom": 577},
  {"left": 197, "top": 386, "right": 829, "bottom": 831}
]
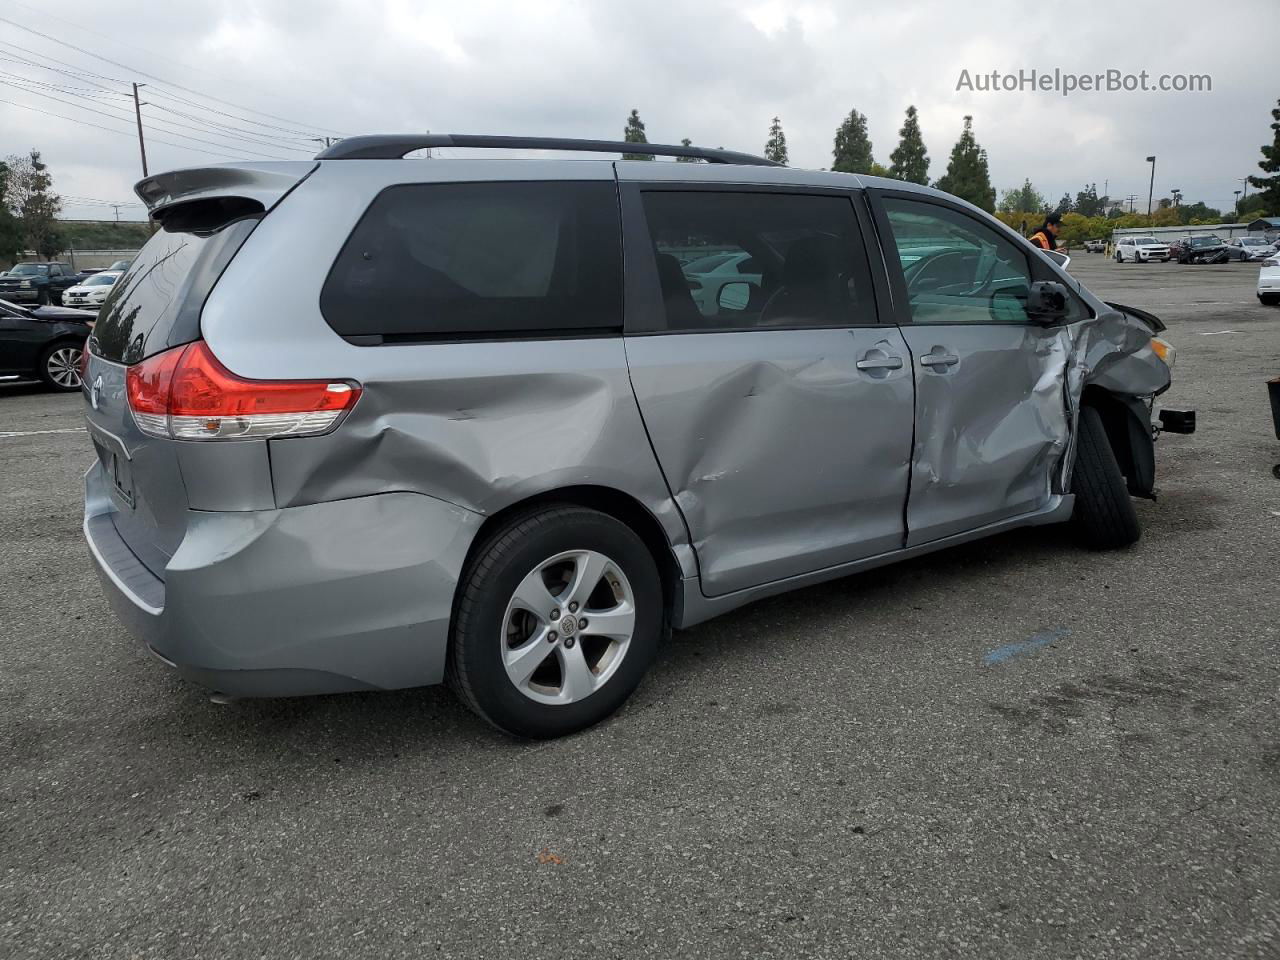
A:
[{"left": 82, "top": 134, "right": 1191, "bottom": 738}]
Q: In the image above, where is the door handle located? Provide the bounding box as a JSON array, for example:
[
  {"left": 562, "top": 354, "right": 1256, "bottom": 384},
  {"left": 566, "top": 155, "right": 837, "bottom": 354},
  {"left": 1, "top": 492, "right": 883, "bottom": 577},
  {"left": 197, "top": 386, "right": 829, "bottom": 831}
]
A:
[
  {"left": 856, "top": 356, "right": 904, "bottom": 371},
  {"left": 919, "top": 353, "right": 959, "bottom": 368}
]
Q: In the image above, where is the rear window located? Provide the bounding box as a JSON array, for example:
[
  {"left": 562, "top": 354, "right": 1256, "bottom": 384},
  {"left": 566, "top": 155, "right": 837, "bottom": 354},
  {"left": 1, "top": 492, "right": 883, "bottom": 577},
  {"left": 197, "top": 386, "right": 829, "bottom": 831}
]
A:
[
  {"left": 91, "top": 216, "right": 259, "bottom": 364},
  {"left": 320, "top": 181, "right": 622, "bottom": 341}
]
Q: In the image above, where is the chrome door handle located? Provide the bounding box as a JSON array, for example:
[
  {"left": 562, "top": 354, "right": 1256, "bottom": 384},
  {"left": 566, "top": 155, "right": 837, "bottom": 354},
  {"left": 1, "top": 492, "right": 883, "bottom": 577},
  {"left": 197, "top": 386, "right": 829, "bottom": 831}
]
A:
[
  {"left": 919, "top": 353, "right": 959, "bottom": 368},
  {"left": 856, "top": 356, "right": 904, "bottom": 371}
]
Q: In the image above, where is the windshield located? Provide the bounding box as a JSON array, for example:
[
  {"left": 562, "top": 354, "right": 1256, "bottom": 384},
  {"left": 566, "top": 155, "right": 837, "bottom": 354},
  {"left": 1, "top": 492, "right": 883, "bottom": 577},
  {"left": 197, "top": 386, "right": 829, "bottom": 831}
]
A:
[
  {"left": 1242, "top": 238, "right": 1266, "bottom": 245},
  {"left": 83, "top": 273, "right": 117, "bottom": 286},
  {"left": 108, "top": 260, "right": 131, "bottom": 270},
  {"left": 9, "top": 264, "right": 46, "bottom": 275},
  {"left": 1190, "top": 236, "right": 1220, "bottom": 246}
]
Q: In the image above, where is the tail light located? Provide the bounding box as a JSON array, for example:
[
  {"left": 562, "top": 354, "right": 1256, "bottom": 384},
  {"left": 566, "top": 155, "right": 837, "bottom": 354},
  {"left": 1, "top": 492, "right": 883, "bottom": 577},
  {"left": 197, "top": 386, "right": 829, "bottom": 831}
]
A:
[
  {"left": 126, "top": 341, "right": 361, "bottom": 440},
  {"left": 77, "top": 344, "right": 91, "bottom": 381}
]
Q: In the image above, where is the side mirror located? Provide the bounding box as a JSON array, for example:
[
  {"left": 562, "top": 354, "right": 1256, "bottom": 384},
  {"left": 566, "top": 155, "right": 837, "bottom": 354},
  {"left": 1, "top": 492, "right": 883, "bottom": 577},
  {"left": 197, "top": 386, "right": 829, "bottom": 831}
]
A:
[
  {"left": 717, "top": 281, "right": 751, "bottom": 312},
  {"left": 1027, "top": 280, "right": 1070, "bottom": 324}
]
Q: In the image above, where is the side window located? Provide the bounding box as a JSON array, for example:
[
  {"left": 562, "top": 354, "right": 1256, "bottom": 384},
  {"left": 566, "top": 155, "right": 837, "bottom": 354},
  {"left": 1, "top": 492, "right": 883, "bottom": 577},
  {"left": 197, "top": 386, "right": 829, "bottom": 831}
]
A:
[
  {"left": 321, "top": 181, "right": 622, "bottom": 340},
  {"left": 49, "top": 265, "right": 62, "bottom": 277},
  {"left": 882, "top": 197, "right": 1032, "bottom": 324},
  {"left": 640, "top": 191, "right": 875, "bottom": 332}
]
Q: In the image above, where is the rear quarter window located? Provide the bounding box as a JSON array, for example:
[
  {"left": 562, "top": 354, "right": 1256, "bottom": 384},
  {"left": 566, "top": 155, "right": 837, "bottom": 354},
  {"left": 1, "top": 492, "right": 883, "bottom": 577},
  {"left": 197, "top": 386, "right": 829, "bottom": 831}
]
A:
[
  {"left": 91, "top": 216, "right": 260, "bottom": 364},
  {"left": 320, "top": 181, "right": 623, "bottom": 341}
]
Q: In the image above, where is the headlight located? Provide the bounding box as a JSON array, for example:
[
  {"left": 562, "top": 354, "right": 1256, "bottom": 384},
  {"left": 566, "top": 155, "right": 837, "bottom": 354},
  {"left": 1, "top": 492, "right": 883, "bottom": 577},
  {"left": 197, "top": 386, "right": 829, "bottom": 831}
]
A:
[{"left": 1150, "top": 337, "right": 1175, "bottom": 370}]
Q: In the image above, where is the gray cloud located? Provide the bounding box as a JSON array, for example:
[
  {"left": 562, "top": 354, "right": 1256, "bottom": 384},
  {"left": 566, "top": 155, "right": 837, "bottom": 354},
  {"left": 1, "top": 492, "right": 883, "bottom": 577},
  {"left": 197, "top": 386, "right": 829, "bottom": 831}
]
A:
[{"left": 2, "top": 0, "right": 1275, "bottom": 219}]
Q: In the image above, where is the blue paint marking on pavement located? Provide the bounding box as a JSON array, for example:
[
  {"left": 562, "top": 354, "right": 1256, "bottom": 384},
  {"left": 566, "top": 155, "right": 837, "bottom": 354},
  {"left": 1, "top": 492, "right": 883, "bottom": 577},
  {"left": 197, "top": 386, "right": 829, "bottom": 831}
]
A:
[{"left": 984, "top": 628, "right": 1070, "bottom": 666}]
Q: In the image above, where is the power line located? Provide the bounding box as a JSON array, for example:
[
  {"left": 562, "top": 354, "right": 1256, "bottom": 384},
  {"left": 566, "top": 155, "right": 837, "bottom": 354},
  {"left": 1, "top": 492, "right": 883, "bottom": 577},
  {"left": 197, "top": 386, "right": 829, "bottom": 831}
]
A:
[
  {"left": 0, "top": 96, "right": 271, "bottom": 162},
  {"left": 0, "top": 13, "right": 343, "bottom": 138},
  {"left": 9, "top": 0, "right": 344, "bottom": 133},
  {"left": 0, "top": 79, "right": 301, "bottom": 161}
]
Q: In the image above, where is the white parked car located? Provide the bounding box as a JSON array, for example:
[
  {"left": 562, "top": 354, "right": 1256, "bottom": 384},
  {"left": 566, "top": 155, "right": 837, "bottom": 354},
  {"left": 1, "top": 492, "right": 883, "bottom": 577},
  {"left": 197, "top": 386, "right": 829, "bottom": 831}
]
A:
[
  {"left": 1115, "top": 236, "right": 1170, "bottom": 263},
  {"left": 60, "top": 271, "right": 122, "bottom": 310},
  {"left": 1258, "top": 254, "right": 1280, "bottom": 305},
  {"left": 681, "top": 251, "right": 763, "bottom": 316}
]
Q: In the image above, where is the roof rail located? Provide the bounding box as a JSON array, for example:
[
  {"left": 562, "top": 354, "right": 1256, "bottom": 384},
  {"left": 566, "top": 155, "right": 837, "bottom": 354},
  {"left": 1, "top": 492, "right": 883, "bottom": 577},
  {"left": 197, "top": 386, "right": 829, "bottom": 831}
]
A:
[{"left": 315, "top": 134, "right": 782, "bottom": 166}]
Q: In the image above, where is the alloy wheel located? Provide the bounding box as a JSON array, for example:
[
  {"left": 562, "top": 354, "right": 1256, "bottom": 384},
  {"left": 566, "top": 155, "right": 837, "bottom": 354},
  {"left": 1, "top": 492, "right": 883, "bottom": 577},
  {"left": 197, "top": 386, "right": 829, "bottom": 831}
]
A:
[
  {"left": 500, "top": 549, "right": 636, "bottom": 705},
  {"left": 46, "top": 346, "right": 83, "bottom": 388}
]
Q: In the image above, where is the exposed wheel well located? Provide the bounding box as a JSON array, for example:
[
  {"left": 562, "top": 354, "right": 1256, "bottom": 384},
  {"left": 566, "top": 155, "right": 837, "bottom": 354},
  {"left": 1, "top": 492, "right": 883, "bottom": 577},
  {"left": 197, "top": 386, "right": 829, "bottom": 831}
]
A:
[
  {"left": 460, "top": 486, "right": 683, "bottom": 630},
  {"left": 1079, "top": 386, "right": 1154, "bottom": 498}
]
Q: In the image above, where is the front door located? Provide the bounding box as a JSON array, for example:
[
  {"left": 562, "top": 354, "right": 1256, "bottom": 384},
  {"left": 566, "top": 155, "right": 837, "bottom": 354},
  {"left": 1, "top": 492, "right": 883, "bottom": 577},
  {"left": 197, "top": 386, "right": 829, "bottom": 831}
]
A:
[
  {"left": 622, "top": 185, "right": 915, "bottom": 596},
  {"left": 872, "top": 193, "right": 1079, "bottom": 547}
]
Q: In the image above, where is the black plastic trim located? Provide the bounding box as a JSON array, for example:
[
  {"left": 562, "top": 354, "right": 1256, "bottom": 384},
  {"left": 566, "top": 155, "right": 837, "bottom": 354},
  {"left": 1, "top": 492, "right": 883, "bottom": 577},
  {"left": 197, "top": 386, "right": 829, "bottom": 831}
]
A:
[{"left": 316, "top": 133, "right": 781, "bottom": 166}]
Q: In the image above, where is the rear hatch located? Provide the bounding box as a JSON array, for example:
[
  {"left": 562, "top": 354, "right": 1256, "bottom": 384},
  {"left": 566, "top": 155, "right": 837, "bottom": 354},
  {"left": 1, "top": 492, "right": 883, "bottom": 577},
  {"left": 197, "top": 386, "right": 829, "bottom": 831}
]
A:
[{"left": 83, "top": 161, "right": 315, "bottom": 577}]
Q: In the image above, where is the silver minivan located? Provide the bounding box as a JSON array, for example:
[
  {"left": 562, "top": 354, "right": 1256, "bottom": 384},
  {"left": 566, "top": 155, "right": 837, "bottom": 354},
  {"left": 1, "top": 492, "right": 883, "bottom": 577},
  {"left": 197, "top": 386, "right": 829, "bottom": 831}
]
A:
[{"left": 83, "top": 134, "right": 1187, "bottom": 738}]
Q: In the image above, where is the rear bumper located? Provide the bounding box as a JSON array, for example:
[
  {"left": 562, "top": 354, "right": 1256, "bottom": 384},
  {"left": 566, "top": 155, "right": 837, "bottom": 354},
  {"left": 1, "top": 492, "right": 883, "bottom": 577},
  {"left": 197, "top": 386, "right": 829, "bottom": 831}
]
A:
[{"left": 84, "top": 463, "right": 483, "bottom": 697}]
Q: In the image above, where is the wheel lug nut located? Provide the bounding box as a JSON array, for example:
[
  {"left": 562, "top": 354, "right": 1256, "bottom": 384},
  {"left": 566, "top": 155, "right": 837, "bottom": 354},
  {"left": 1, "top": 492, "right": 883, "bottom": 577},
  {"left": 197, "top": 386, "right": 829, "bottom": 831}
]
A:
[
  {"left": 550, "top": 609, "right": 560, "bottom": 620},
  {"left": 564, "top": 637, "right": 576, "bottom": 649},
  {"left": 569, "top": 602, "right": 578, "bottom": 613},
  {"left": 578, "top": 618, "right": 588, "bottom": 629},
  {"left": 547, "top": 632, "right": 557, "bottom": 643}
]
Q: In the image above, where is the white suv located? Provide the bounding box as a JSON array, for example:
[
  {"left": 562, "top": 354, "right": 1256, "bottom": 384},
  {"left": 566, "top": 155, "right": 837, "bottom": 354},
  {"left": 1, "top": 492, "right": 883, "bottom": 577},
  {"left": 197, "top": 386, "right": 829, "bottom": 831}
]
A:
[{"left": 1115, "top": 237, "right": 1170, "bottom": 263}]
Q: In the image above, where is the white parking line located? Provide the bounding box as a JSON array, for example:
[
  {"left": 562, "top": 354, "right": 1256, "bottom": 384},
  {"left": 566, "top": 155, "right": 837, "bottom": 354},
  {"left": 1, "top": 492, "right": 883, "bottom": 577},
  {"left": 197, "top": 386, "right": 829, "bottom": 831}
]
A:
[{"left": 0, "top": 427, "right": 84, "bottom": 439}]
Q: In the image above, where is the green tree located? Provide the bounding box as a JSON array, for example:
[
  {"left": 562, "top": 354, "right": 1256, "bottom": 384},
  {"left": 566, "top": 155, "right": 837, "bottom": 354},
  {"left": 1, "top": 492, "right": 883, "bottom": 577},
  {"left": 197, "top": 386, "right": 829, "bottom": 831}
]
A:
[
  {"left": 4, "top": 149, "right": 61, "bottom": 257},
  {"left": 1177, "top": 201, "right": 1221, "bottom": 224},
  {"left": 622, "top": 109, "right": 652, "bottom": 161},
  {"left": 934, "top": 116, "right": 995, "bottom": 212},
  {"left": 1055, "top": 192, "right": 1073, "bottom": 214},
  {"left": 831, "top": 109, "right": 874, "bottom": 174},
  {"left": 998, "top": 179, "right": 1046, "bottom": 214},
  {"left": 1247, "top": 98, "right": 1280, "bottom": 213},
  {"left": 1236, "top": 192, "right": 1268, "bottom": 220},
  {"left": 888, "top": 105, "right": 929, "bottom": 184},
  {"left": 677, "top": 137, "right": 697, "bottom": 163},
  {"left": 765, "top": 116, "right": 788, "bottom": 165},
  {"left": 0, "top": 159, "right": 24, "bottom": 264},
  {"left": 1074, "top": 183, "right": 1105, "bottom": 217}
]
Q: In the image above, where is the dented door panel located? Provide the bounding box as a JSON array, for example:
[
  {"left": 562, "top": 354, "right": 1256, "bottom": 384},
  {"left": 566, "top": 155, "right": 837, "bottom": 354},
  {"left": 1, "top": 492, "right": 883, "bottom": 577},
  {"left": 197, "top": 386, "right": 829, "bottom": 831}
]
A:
[
  {"left": 899, "top": 324, "right": 1072, "bottom": 546},
  {"left": 625, "top": 328, "right": 915, "bottom": 596}
]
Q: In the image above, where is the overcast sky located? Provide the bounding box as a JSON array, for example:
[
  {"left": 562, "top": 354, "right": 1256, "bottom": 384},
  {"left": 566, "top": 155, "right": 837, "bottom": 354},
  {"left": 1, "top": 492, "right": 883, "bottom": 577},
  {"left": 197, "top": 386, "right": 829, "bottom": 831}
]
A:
[{"left": 1, "top": 0, "right": 1275, "bottom": 221}]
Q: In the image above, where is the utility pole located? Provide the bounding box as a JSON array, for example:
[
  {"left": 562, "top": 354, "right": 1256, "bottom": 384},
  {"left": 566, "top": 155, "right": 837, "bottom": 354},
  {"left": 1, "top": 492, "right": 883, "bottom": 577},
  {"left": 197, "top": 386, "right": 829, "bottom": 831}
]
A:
[
  {"left": 111, "top": 204, "right": 121, "bottom": 223},
  {"left": 1125, "top": 194, "right": 1138, "bottom": 213},
  {"left": 1145, "top": 155, "right": 1156, "bottom": 216},
  {"left": 132, "top": 83, "right": 149, "bottom": 177}
]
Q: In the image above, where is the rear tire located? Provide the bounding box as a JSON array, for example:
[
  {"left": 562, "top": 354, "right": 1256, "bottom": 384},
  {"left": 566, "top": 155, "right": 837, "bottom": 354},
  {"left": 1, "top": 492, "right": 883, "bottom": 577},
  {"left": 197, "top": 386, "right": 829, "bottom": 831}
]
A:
[
  {"left": 37, "top": 341, "right": 83, "bottom": 391},
  {"left": 448, "top": 505, "right": 663, "bottom": 739},
  {"left": 1070, "top": 405, "right": 1140, "bottom": 550},
  {"left": 1260, "top": 294, "right": 1280, "bottom": 306}
]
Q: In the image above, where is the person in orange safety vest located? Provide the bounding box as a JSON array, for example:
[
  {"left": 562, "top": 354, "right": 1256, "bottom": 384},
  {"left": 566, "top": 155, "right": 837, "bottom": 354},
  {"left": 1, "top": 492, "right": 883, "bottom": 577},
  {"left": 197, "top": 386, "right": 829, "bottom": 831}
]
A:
[{"left": 1028, "top": 211, "right": 1062, "bottom": 251}]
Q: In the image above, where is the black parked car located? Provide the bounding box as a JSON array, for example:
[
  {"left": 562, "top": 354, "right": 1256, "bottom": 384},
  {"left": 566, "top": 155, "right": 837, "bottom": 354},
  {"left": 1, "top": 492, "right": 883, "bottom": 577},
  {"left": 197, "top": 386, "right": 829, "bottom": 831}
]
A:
[
  {"left": 0, "top": 297, "right": 96, "bottom": 391},
  {"left": 0, "top": 262, "right": 78, "bottom": 305},
  {"left": 1176, "top": 235, "right": 1230, "bottom": 264}
]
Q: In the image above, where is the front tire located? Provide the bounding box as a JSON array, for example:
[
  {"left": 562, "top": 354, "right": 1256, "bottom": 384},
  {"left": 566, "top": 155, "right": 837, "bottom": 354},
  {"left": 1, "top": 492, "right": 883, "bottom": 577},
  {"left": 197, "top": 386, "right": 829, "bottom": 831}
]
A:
[
  {"left": 1070, "top": 405, "right": 1140, "bottom": 550},
  {"left": 448, "top": 506, "right": 663, "bottom": 739},
  {"left": 38, "top": 341, "right": 83, "bottom": 391}
]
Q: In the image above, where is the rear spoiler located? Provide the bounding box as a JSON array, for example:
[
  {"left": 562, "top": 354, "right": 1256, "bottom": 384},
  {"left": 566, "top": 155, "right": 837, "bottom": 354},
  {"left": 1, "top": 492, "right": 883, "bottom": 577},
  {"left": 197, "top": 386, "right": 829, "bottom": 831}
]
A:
[{"left": 134, "top": 161, "right": 318, "bottom": 220}]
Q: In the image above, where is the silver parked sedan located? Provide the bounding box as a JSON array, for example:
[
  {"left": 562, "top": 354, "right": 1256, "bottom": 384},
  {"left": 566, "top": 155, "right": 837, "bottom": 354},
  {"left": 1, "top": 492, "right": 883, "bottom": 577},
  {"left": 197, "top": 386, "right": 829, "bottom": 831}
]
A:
[{"left": 83, "top": 134, "right": 1188, "bottom": 738}]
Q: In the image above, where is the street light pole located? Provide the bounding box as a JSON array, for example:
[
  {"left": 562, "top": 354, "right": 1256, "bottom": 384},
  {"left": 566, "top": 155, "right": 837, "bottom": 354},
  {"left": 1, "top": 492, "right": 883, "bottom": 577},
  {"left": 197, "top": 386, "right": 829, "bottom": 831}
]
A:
[{"left": 1145, "top": 155, "right": 1156, "bottom": 216}]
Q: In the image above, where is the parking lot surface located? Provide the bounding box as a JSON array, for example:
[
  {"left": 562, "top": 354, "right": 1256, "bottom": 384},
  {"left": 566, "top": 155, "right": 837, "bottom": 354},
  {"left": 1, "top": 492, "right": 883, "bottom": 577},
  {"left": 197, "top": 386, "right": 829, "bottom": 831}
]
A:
[{"left": 2, "top": 257, "right": 1277, "bottom": 959}]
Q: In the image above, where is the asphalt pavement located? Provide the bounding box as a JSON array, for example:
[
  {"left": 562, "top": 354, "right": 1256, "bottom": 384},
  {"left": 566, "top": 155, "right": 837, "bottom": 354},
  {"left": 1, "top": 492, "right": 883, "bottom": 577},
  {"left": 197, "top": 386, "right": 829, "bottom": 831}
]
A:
[{"left": 2, "top": 255, "right": 1277, "bottom": 959}]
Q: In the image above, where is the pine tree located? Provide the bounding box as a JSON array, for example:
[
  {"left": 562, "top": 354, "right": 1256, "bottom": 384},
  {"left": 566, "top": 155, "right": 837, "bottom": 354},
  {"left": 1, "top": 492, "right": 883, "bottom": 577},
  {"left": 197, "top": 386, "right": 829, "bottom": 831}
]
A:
[
  {"left": 1055, "top": 192, "right": 1073, "bottom": 214},
  {"left": 998, "top": 179, "right": 1045, "bottom": 214},
  {"left": 888, "top": 105, "right": 929, "bottom": 184},
  {"left": 4, "top": 150, "right": 61, "bottom": 257},
  {"left": 1247, "top": 98, "right": 1280, "bottom": 214},
  {"left": 764, "top": 117, "right": 788, "bottom": 165},
  {"left": 831, "top": 109, "right": 874, "bottom": 174},
  {"left": 622, "top": 109, "right": 652, "bottom": 161},
  {"left": 933, "top": 116, "right": 996, "bottom": 212},
  {"left": 0, "top": 159, "right": 23, "bottom": 263},
  {"left": 677, "top": 137, "right": 697, "bottom": 163}
]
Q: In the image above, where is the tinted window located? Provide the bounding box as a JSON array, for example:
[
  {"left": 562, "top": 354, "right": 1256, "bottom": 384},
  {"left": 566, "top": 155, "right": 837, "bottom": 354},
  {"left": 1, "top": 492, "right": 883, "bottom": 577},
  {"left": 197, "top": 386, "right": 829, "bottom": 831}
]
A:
[
  {"left": 321, "top": 181, "right": 622, "bottom": 340},
  {"left": 882, "top": 198, "right": 1032, "bottom": 324},
  {"left": 641, "top": 191, "right": 875, "bottom": 331},
  {"left": 92, "top": 217, "right": 260, "bottom": 363}
]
